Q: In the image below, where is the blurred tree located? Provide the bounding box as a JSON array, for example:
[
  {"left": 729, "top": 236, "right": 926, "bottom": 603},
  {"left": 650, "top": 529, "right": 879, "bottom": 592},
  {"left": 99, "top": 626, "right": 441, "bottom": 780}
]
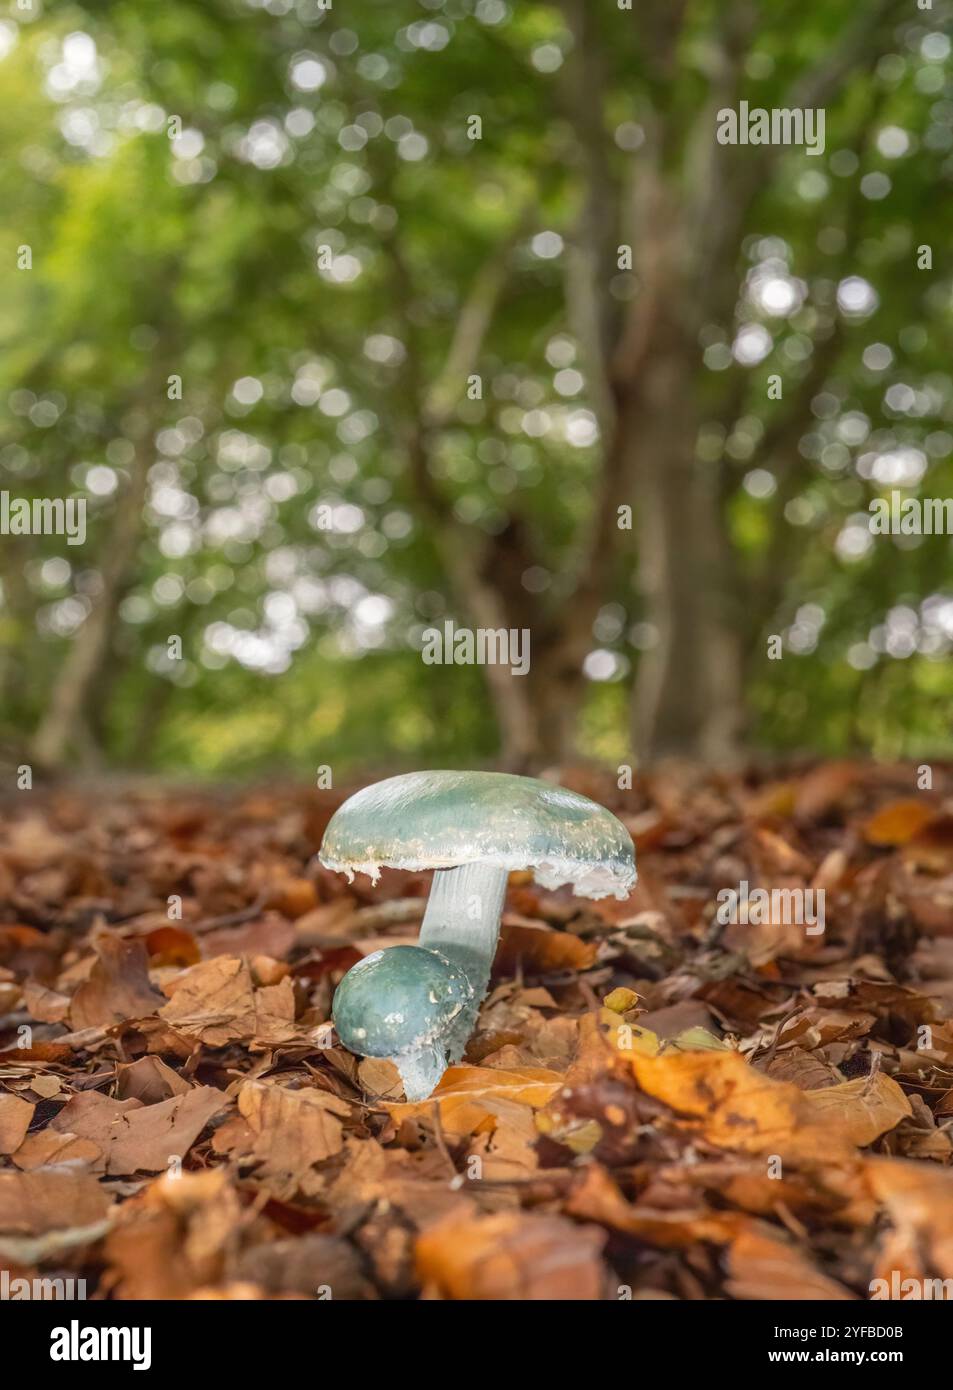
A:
[{"left": 1, "top": 0, "right": 952, "bottom": 773}]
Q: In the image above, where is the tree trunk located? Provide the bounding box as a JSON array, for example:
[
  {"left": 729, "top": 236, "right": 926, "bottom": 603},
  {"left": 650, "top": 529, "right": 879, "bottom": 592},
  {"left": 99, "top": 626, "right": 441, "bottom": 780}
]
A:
[
  {"left": 624, "top": 334, "right": 746, "bottom": 765},
  {"left": 31, "top": 445, "right": 149, "bottom": 770},
  {"left": 483, "top": 642, "right": 591, "bottom": 771},
  {"left": 432, "top": 517, "right": 595, "bottom": 770}
]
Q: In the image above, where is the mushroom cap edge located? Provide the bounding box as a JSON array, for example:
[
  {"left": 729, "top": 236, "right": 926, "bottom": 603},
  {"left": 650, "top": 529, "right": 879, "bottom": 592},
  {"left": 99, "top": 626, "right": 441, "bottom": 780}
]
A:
[{"left": 318, "top": 769, "right": 636, "bottom": 901}]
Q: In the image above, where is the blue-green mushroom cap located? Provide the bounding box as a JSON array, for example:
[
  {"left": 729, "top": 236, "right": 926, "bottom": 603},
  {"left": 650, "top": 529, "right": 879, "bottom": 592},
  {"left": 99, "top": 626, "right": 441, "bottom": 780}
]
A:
[
  {"left": 319, "top": 770, "right": 636, "bottom": 900},
  {"left": 333, "top": 944, "right": 473, "bottom": 1057}
]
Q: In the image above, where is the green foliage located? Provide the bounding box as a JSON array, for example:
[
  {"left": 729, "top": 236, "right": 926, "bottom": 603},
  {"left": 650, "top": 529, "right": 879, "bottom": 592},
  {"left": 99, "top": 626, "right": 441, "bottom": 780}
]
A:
[{"left": 1, "top": 0, "right": 952, "bottom": 772}]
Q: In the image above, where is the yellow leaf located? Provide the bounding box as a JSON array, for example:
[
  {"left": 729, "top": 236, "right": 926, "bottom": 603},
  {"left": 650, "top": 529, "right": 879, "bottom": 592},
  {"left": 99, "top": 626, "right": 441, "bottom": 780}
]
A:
[
  {"left": 666, "top": 1026, "right": 730, "bottom": 1052},
  {"left": 603, "top": 987, "right": 639, "bottom": 1014}
]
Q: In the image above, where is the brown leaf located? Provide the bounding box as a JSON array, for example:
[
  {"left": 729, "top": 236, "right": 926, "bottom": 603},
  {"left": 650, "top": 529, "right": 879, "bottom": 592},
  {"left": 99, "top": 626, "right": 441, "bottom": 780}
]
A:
[
  {"left": 791, "top": 761, "right": 860, "bottom": 823},
  {"left": 328, "top": 1137, "right": 475, "bottom": 1232},
  {"left": 22, "top": 979, "right": 70, "bottom": 1023},
  {"left": 866, "top": 1156, "right": 953, "bottom": 1275},
  {"left": 357, "top": 1056, "right": 404, "bottom": 1100},
  {"left": 904, "top": 815, "right": 953, "bottom": 873},
  {"left": 764, "top": 1048, "right": 845, "bottom": 1091},
  {"left": 0, "top": 1092, "right": 34, "bottom": 1154},
  {"left": 726, "top": 1228, "right": 855, "bottom": 1300},
  {"left": 236, "top": 1080, "right": 351, "bottom": 1195},
  {"left": 802, "top": 1074, "right": 912, "bottom": 1148},
  {"left": 103, "top": 1169, "right": 241, "bottom": 1299},
  {"left": 0, "top": 1166, "right": 112, "bottom": 1236},
  {"left": 235, "top": 1235, "right": 376, "bottom": 1299},
  {"left": 117, "top": 1055, "right": 192, "bottom": 1105},
  {"left": 0, "top": 1040, "right": 74, "bottom": 1064},
  {"left": 11, "top": 1130, "right": 103, "bottom": 1170},
  {"left": 494, "top": 918, "right": 597, "bottom": 976},
  {"left": 29, "top": 1073, "right": 63, "bottom": 1099},
  {"left": 416, "top": 1210, "right": 607, "bottom": 1300},
  {"left": 69, "top": 933, "right": 164, "bottom": 1029},
  {"left": 50, "top": 1086, "right": 227, "bottom": 1175},
  {"left": 565, "top": 1163, "right": 755, "bottom": 1248},
  {"left": 629, "top": 1048, "right": 827, "bottom": 1160},
  {"left": 159, "top": 955, "right": 298, "bottom": 1046},
  {"left": 202, "top": 913, "right": 295, "bottom": 961},
  {"left": 265, "top": 876, "right": 318, "bottom": 919}
]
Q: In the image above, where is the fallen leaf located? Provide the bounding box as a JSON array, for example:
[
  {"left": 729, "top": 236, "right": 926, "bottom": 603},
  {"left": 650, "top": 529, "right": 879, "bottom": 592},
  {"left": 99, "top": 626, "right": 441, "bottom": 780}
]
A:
[
  {"left": 0, "top": 1166, "right": 112, "bottom": 1235},
  {"left": 50, "top": 1086, "right": 227, "bottom": 1175},
  {"left": 102, "top": 1169, "right": 241, "bottom": 1299},
  {"left": 388, "top": 1064, "right": 564, "bottom": 1138},
  {"left": 726, "top": 1228, "right": 855, "bottom": 1300},
  {"left": 666, "top": 1025, "right": 730, "bottom": 1052},
  {"left": 494, "top": 918, "right": 597, "bottom": 975},
  {"left": 629, "top": 1048, "right": 820, "bottom": 1159},
  {"left": 235, "top": 1235, "right": 376, "bottom": 1299},
  {"left": 266, "top": 876, "right": 318, "bottom": 919},
  {"left": 159, "top": 955, "right": 298, "bottom": 1046},
  {"left": 0, "top": 1092, "right": 34, "bottom": 1154},
  {"left": 565, "top": 1163, "right": 754, "bottom": 1248},
  {"left": 202, "top": 913, "right": 295, "bottom": 961},
  {"left": 11, "top": 1130, "right": 103, "bottom": 1170},
  {"left": 69, "top": 933, "right": 164, "bottom": 1029},
  {"left": 803, "top": 1074, "right": 912, "bottom": 1147},
  {"left": 865, "top": 1156, "right": 953, "bottom": 1279},
  {"left": 236, "top": 1080, "right": 351, "bottom": 1195},
  {"left": 792, "top": 761, "right": 860, "bottom": 823},
  {"left": 116, "top": 1056, "right": 193, "bottom": 1105},
  {"left": 22, "top": 979, "right": 70, "bottom": 1024},
  {"left": 904, "top": 815, "right": 953, "bottom": 873},
  {"left": 603, "top": 986, "right": 640, "bottom": 1014},
  {"left": 144, "top": 925, "right": 201, "bottom": 967},
  {"left": 416, "top": 1210, "right": 606, "bottom": 1300},
  {"left": 864, "top": 799, "right": 936, "bottom": 847}
]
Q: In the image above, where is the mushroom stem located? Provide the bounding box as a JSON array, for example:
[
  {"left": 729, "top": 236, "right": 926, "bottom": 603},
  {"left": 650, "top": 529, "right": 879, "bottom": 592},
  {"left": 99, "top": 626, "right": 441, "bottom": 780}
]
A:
[
  {"left": 388, "top": 863, "right": 506, "bottom": 1099},
  {"left": 419, "top": 862, "right": 509, "bottom": 1004}
]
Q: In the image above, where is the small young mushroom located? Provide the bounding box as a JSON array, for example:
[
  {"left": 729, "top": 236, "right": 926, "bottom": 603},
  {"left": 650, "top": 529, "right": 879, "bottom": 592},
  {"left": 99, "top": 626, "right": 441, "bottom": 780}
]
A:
[{"left": 319, "top": 770, "right": 636, "bottom": 1100}]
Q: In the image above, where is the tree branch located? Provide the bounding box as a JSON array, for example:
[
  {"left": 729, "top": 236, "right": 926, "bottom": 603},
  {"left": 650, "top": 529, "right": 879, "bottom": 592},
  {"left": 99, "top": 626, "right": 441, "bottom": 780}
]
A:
[
  {"left": 788, "top": 0, "right": 908, "bottom": 111},
  {"left": 423, "top": 209, "right": 534, "bottom": 431}
]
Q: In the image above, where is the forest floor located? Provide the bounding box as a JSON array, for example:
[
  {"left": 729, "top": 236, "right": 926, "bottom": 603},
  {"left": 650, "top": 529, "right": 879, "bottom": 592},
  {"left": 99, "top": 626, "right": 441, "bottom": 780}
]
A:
[{"left": 2, "top": 760, "right": 953, "bottom": 1300}]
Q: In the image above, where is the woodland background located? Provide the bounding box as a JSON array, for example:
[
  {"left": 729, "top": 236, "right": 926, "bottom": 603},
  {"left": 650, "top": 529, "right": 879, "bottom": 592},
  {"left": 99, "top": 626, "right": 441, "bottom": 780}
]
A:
[{"left": 1, "top": 0, "right": 952, "bottom": 776}]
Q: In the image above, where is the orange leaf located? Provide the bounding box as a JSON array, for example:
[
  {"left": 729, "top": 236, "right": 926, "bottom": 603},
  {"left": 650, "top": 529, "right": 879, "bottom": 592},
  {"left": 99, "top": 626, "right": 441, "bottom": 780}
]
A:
[
  {"left": 726, "top": 1228, "right": 855, "bottom": 1300},
  {"left": 864, "top": 799, "right": 935, "bottom": 847},
  {"left": 388, "top": 1064, "right": 563, "bottom": 1137},
  {"left": 145, "top": 926, "right": 201, "bottom": 967},
  {"left": 630, "top": 1049, "right": 810, "bottom": 1156},
  {"left": 416, "top": 1209, "right": 606, "bottom": 1300}
]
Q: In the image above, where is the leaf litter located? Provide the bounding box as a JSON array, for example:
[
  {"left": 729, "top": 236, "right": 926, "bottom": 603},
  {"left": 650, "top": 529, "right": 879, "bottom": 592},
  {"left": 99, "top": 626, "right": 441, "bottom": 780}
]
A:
[{"left": 1, "top": 764, "right": 953, "bottom": 1299}]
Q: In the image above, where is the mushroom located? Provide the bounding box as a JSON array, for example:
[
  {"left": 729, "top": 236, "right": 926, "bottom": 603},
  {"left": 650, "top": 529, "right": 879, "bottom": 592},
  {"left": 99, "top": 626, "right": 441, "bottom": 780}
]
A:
[{"left": 319, "top": 770, "right": 636, "bottom": 1100}]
